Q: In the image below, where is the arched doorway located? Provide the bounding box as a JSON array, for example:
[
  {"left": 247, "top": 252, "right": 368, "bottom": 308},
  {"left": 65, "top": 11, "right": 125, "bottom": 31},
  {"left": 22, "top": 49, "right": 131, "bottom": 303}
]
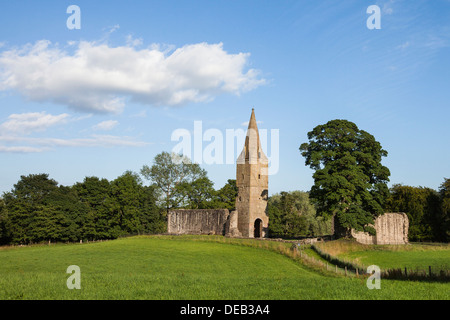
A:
[{"left": 254, "top": 219, "right": 262, "bottom": 238}]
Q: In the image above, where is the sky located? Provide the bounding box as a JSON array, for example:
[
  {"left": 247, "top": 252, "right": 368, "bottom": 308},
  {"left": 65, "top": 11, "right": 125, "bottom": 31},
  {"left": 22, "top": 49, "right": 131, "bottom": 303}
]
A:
[{"left": 0, "top": 0, "right": 449, "bottom": 196}]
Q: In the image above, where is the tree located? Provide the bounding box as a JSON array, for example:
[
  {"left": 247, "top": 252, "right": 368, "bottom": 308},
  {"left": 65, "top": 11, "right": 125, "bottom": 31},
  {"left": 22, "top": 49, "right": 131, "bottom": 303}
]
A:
[
  {"left": 110, "top": 171, "right": 145, "bottom": 234},
  {"left": 140, "top": 152, "right": 207, "bottom": 214},
  {"left": 439, "top": 178, "right": 450, "bottom": 241},
  {"left": 0, "top": 197, "right": 9, "bottom": 244},
  {"left": 267, "top": 191, "right": 332, "bottom": 238},
  {"left": 110, "top": 171, "right": 164, "bottom": 235},
  {"left": 385, "top": 180, "right": 450, "bottom": 242},
  {"left": 9, "top": 173, "right": 58, "bottom": 205},
  {"left": 140, "top": 185, "right": 166, "bottom": 234},
  {"left": 2, "top": 174, "right": 60, "bottom": 244},
  {"left": 299, "top": 119, "right": 390, "bottom": 237},
  {"left": 175, "top": 176, "right": 216, "bottom": 209},
  {"left": 214, "top": 179, "right": 238, "bottom": 210},
  {"left": 73, "top": 176, "right": 119, "bottom": 240},
  {"left": 385, "top": 184, "right": 443, "bottom": 242}
]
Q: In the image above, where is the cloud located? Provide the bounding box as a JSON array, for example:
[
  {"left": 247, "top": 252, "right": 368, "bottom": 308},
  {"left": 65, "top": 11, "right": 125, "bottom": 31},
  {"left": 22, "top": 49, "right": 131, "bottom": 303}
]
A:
[
  {"left": 92, "top": 120, "right": 118, "bottom": 131},
  {"left": 126, "top": 35, "right": 143, "bottom": 47},
  {"left": 0, "top": 111, "right": 148, "bottom": 153},
  {"left": 0, "top": 134, "right": 149, "bottom": 153},
  {"left": 0, "top": 40, "right": 265, "bottom": 113},
  {"left": 397, "top": 41, "right": 410, "bottom": 50},
  {"left": 0, "top": 112, "right": 69, "bottom": 135},
  {"left": 0, "top": 145, "right": 45, "bottom": 153},
  {"left": 380, "top": 0, "right": 396, "bottom": 15}
]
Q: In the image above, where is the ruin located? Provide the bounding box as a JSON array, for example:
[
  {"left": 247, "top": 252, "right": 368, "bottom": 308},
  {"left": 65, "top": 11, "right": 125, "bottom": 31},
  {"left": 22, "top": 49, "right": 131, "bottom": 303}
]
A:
[
  {"left": 167, "top": 109, "right": 269, "bottom": 238},
  {"left": 351, "top": 212, "right": 409, "bottom": 245},
  {"left": 167, "top": 209, "right": 229, "bottom": 235},
  {"left": 167, "top": 110, "right": 409, "bottom": 244}
]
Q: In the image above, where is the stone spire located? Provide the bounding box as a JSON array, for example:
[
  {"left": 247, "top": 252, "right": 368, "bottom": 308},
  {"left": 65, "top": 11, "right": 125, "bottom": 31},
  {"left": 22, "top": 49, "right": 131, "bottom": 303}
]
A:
[
  {"left": 235, "top": 108, "right": 269, "bottom": 238},
  {"left": 237, "top": 108, "right": 268, "bottom": 165}
]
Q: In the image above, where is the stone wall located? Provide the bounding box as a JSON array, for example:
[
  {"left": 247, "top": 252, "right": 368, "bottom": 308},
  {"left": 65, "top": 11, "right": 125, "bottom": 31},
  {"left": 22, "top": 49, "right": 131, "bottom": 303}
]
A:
[
  {"left": 351, "top": 212, "right": 409, "bottom": 245},
  {"left": 167, "top": 209, "right": 229, "bottom": 235}
]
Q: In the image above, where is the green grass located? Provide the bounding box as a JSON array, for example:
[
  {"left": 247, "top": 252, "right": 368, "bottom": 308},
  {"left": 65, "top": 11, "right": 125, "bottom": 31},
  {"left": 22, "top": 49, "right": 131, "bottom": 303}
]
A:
[
  {"left": 315, "top": 239, "right": 450, "bottom": 270},
  {"left": 0, "top": 236, "right": 449, "bottom": 300}
]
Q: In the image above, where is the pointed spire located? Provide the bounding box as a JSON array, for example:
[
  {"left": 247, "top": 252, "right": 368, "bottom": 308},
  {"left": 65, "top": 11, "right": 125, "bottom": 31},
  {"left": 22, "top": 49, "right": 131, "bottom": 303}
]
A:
[
  {"left": 248, "top": 108, "right": 258, "bottom": 131},
  {"left": 237, "top": 108, "right": 268, "bottom": 165}
]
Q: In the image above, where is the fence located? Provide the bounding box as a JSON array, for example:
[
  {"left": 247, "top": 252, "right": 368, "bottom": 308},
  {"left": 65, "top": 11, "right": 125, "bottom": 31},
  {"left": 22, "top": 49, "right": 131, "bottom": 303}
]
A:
[{"left": 309, "top": 243, "right": 450, "bottom": 282}]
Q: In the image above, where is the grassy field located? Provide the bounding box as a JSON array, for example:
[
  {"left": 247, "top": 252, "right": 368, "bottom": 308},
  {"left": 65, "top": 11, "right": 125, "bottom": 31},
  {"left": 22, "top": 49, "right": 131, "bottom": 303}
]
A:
[
  {"left": 0, "top": 235, "right": 449, "bottom": 300},
  {"left": 314, "top": 239, "right": 450, "bottom": 272}
]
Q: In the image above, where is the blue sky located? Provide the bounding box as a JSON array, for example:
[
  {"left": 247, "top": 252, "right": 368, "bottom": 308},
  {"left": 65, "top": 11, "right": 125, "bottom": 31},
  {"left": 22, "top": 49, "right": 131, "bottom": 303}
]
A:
[{"left": 0, "top": 0, "right": 449, "bottom": 195}]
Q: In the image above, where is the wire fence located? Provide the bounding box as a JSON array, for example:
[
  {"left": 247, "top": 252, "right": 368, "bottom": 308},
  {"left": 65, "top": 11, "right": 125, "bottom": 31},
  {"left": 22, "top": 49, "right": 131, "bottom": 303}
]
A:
[{"left": 306, "top": 243, "right": 450, "bottom": 282}]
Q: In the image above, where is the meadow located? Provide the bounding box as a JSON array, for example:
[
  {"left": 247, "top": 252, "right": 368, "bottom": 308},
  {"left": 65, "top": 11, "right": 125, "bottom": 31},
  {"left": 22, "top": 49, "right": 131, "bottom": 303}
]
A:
[
  {"left": 0, "top": 235, "right": 449, "bottom": 300},
  {"left": 313, "top": 239, "right": 450, "bottom": 274}
]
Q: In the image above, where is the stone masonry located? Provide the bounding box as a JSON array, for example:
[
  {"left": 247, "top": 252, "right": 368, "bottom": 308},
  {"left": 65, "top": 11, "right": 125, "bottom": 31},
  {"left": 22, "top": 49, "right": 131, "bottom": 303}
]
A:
[
  {"left": 351, "top": 212, "right": 409, "bottom": 245},
  {"left": 167, "top": 209, "right": 229, "bottom": 235}
]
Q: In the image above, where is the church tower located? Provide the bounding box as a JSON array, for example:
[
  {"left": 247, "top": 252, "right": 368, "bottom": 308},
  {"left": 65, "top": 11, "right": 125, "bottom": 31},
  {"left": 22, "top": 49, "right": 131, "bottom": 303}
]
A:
[{"left": 235, "top": 108, "right": 269, "bottom": 238}]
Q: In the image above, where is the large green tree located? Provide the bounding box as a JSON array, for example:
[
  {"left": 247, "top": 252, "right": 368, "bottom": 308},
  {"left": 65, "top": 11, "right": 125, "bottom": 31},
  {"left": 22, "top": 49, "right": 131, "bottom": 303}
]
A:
[
  {"left": 300, "top": 119, "right": 390, "bottom": 237},
  {"left": 2, "top": 174, "right": 60, "bottom": 244},
  {"left": 140, "top": 152, "right": 207, "bottom": 214}
]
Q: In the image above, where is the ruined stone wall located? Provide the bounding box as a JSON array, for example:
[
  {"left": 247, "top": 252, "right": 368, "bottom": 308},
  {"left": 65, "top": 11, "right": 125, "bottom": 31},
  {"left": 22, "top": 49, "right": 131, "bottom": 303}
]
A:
[
  {"left": 167, "top": 209, "right": 229, "bottom": 235},
  {"left": 352, "top": 212, "right": 409, "bottom": 245}
]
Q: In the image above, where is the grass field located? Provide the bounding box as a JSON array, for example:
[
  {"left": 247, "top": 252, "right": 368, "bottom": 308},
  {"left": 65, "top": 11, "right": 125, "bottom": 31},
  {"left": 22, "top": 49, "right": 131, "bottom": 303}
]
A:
[
  {"left": 314, "top": 239, "right": 450, "bottom": 272},
  {"left": 0, "top": 235, "right": 449, "bottom": 300}
]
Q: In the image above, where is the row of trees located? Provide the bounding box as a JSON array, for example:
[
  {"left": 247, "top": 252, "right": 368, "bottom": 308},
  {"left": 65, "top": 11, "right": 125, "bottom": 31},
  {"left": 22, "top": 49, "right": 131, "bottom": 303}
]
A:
[
  {"left": 0, "top": 172, "right": 165, "bottom": 244},
  {"left": 0, "top": 153, "right": 239, "bottom": 245}
]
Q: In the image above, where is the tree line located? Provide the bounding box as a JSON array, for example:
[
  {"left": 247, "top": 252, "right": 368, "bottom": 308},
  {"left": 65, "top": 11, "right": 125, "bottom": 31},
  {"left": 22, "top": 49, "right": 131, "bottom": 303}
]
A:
[
  {"left": 0, "top": 172, "right": 165, "bottom": 244},
  {"left": 1, "top": 121, "right": 449, "bottom": 245},
  {"left": 0, "top": 152, "right": 239, "bottom": 245}
]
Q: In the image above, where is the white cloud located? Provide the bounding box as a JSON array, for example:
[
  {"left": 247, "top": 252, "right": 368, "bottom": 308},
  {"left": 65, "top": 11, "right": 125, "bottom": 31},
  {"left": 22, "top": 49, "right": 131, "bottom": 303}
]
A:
[
  {"left": 0, "top": 112, "right": 69, "bottom": 135},
  {"left": 0, "top": 134, "right": 149, "bottom": 153},
  {"left": 126, "top": 35, "right": 143, "bottom": 47},
  {"left": 0, "top": 111, "right": 148, "bottom": 153},
  {"left": 0, "top": 145, "right": 45, "bottom": 153},
  {"left": 0, "top": 40, "right": 265, "bottom": 113},
  {"left": 397, "top": 41, "right": 410, "bottom": 50},
  {"left": 92, "top": 120, "right": 118, "bottom": 131}
]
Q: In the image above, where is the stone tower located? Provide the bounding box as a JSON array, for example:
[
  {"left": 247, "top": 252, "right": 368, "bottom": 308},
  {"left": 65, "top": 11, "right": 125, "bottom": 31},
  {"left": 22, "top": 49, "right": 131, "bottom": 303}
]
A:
[{"left": 235, "top": 108, "right": 269, "bottom": 238}]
